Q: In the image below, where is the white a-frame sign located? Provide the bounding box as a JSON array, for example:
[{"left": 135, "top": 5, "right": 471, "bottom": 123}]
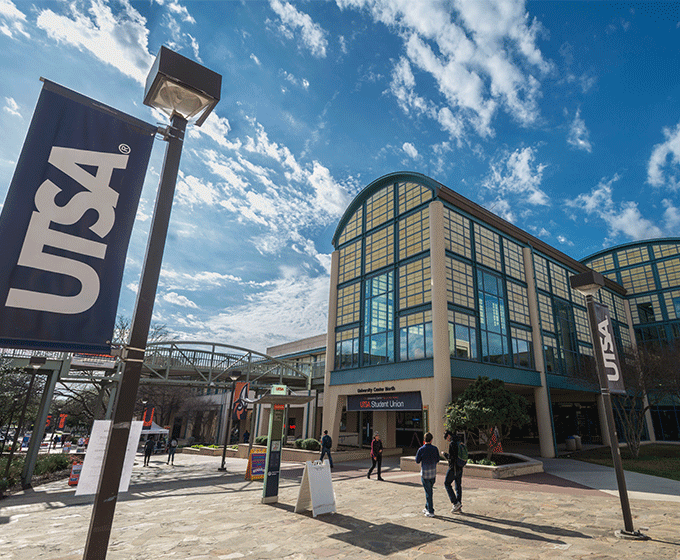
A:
[{"left": 295, "top": 460, "right": 336, "bottom": 517}]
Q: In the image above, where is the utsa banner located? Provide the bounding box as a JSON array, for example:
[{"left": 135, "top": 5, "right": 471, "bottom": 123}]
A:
[
  {"left": 232, "top": 381, "right": 250, "bottom": 422},
  {"left": 593, "top": 302, "right": 627, "bottom": 395},
  {"left": 0, "top": 80, "right": 156, "bottom": 352}
]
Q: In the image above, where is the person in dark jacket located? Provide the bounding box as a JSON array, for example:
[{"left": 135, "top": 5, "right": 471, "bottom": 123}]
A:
[
  {"left": 415, "top": 432, "right": 440, "bottom": 517},
  {"left": 443, "top": 430, "right": 463, "bottom": 513},
  {"left": 367, "top": 433, "right": 384, "bottom": 480},
  {"left": 320, "top": 430, "right": 333, "bottom": 468},
  {"left": 143, "top": 437, "right": 155, "bottom": 466}
]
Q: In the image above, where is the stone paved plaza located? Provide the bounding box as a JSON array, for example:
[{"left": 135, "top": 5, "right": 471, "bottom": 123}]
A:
[{"left": 1, "top": 452, "right": 679, "bottom": 559}]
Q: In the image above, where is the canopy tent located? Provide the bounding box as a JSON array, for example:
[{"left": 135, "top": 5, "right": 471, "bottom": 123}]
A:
[{"left": 140, "top": 421, "right": 169, "bottom": 436}]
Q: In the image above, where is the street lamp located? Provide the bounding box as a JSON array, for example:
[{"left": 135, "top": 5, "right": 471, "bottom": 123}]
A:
[
  {"left": 219, "top": 373, "right": 241, "bottom": 471},
  {"left": 83, "top": 47, "right": 221, "bottom": 560},
  {"left": 570, "top": 270, "right": 647, "bottom": 540}
]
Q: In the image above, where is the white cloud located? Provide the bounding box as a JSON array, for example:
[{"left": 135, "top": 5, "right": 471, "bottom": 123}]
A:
[
  {"left": 662, "top": 199, "right": 680, "bottom": 233},
  {"left": 269, "top": 0, "right": 328, "bottom": 58},
  {"left": 0, "top": 0, "right": 29, "bottom": 38},
  {"left": 341, "top": 0, "right": 550, "bottom": 140},
  {"left": 3, "top": 96, "right": 20, "bottom": 117},
  {"left": 165, "top": 0, "right": 195, "bottom": 23},
  {"left": 647, "top": 120, "right": 680, "bottom": 189},
  {"left": 184, "top": 267, "right": 330, "bottom": 352},
  {"left": 160, "top": 269, "right": 243, "bottom": 291},
  {"left": 36, "top": 0, "right": 154, "bottom": 84},
  {"left": 250, "top": 53, "right": 261, "bottom": 66},
  {"left": 482, "top": 147, "right": 549, "bottom": 218},
  {"left": 568, "top": 175, "right": 663, "bottom": 241},
  {"left": 567, "top": 108, "right": 592, "bottom": 153},
  {"left": 188, "top": 111, "right": 232, "bottom": 147},
  {"left": 402, "top": 142, "right": 419, "bottom": 159},
  {"left": 162, "top": 291, "right": 198, "bottom": 308}
]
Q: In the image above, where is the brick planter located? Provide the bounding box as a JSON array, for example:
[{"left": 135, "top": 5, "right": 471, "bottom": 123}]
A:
[{"left": 400, "top": 452, "right": 543, "bottom": 479}]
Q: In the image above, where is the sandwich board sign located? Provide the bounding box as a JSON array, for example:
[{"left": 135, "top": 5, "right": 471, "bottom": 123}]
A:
[{"left": 294, "top": 460, "right": 336, "bottom": 517}]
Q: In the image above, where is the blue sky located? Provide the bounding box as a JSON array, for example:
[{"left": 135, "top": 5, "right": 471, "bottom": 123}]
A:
[{"left": 1, "top": 0, "right": 679, "bottom": 353}]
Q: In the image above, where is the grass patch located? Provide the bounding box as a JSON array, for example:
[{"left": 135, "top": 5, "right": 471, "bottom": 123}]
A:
[{"left": 572, "top": 444, "right": 680, "bottom": 482}]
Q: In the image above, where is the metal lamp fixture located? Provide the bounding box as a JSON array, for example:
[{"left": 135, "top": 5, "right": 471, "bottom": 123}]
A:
[
  {"left": 144, "top": 46, "right": 221, "bottom": 126},
  {"left": 84, "top": 46, "right": 222, "bottom": 560}
]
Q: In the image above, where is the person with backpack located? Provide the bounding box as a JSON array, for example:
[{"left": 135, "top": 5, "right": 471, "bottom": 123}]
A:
[
  {"left": 443, "top": 430, "right": 467, "bottom": 513},
  {"left": 320, "top": 429, "right": 334, "bottom": 468}
]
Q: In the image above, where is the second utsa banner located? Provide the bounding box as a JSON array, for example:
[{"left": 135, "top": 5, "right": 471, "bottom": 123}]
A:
[{"left": 0, "top": 80, "right": 156, "bottom": 352}]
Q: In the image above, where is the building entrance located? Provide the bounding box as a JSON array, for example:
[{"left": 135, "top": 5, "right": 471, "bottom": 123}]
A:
[{"left": 395, "top": 411, "right": 424, "bottom": 450}]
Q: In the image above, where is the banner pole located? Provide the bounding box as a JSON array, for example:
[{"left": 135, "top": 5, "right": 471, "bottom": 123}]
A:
[{"left": 83, "top": 115, "right": 186, "bottom": 560}]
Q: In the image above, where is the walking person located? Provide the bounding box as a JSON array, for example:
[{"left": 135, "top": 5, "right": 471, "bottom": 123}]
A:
[
  {"left": 415, "top": 432, "right": 440, "bottom": 517},
  {"left": 367, "top": 432, "right": 384, "bottom": 480},
  {"left": 443, "top": 430, "right": 466, "bottom": 513},
  {"left": 167, "top": 437, "right": 178, "bottom": 465},
  {"left": 143, "top": 437, "right": 155, "bottom": 467},
  {"left": 320, "top": 430, "right": 334, "bottom": 468}
]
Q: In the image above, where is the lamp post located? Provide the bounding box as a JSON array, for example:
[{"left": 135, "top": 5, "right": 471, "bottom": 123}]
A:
[
  {"left": 219, "top": 374, "right": 240, "bottom": 471},
  {"left": 570, "top": 271, "right": 647, "bottom": 540},
  {"left": 83, "top": 46, "right": 221, "bottom": 560}
]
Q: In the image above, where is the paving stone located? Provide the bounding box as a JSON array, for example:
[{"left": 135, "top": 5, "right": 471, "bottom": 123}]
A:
[{"left": 1, "top": 453, "right": 680, "bottom": 559}]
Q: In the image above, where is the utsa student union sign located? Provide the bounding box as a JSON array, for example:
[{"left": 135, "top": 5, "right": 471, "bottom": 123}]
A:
[{"left": 347, "top": 391, "right": 422, "bottom": 412}]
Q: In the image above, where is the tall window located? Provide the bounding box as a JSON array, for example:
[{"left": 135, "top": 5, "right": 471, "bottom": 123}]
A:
[
  {"left": 336, "top": 328, "right": 359, "bottom": 369},
  {"left": 448, "top": 310, "right": 477, "bottom": 360},
  {"left": 399, "top": 310, "right": 433, "bottom": 361},
  {"left": 363, "top": 271, "right": 394, "bottom": 365},
  {"left": 477, "top": 270, "right": 509, "bottom": 365},
  {"left": 554, "top": 299, "right": 578, "bottom": 376}
]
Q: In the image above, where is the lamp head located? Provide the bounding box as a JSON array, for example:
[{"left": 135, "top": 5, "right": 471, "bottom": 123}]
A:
[
  {"left": 144, "top": 46, "right": 221, "bottom": 126},
  {"left": 570, "top": 270, "right": 605, "bottom": 297}
]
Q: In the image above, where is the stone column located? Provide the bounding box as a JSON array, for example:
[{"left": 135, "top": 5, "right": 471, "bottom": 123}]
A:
[
  {"left": 429, "top": 200, "right": 452, "bottom": 449},
  {"left": 523, "top": 247, "right": 556, "bottom": 458}
]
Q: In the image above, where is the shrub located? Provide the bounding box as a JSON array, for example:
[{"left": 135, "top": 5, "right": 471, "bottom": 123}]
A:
[
  {"left": 299, "top": 438, "right": 320, "bottom": 451},
  {"left": 34, "top": 454, "right": 70, "bottom": 476},
  {"left": 294, "top": 439, "right": 303, "bottom": 449},
  {"left": 255, "top": 436, "right": 268, "bottom": 446}
]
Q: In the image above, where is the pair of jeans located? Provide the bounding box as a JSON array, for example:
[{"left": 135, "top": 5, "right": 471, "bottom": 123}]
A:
[
  {"left": 320, "top": 447, "right": 333, "bottom": 467},
  {"left": 444, "top": 466, "right": 462, "bottom": 505},
  {"left": 421, "top": 477, "right": 435, "bottom": 514},
  {"left": 368, "top": 455, "right": 382, "bottom": 478},
  {"left": 167, "top": 447, "right": 176, "bottom": 464}
]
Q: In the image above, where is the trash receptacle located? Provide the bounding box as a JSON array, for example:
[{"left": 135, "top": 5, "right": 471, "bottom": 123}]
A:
[
  {"left": 565, "top": 436, "right": 576, "bottom": 451},
  {"left": 573, "top": 435, "right": 582, "bottom": 450}
]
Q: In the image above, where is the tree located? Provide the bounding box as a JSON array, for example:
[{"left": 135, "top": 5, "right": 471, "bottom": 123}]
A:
[
  {"left": 613, "top": 344, "right": 678, "bottom": 459},
  {"left": 0, "top": 365, "right": 46, "bottom": 436},
  {"left": 135, "top": 384, "right": 193, "bottom": 428},
  {"left": 444, "top": 376, "right": 530, "bottom": 460}
]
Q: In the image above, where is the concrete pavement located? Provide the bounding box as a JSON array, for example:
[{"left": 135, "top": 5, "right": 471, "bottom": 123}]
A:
[{"left": 0, "top": 451, "right": 679, "bottom": 559}]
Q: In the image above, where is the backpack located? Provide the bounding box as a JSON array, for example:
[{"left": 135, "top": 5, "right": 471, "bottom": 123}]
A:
[
  {"left": 322, "top": 434, "right": 332, "bottom": 449},
  {"left": 456, "top": 441, "right": 468, "bottom": 467}
]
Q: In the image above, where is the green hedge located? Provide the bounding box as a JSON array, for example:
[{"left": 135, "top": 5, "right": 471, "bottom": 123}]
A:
[{"left": 294, "top": 438, "right": 320, "bottom": 451}]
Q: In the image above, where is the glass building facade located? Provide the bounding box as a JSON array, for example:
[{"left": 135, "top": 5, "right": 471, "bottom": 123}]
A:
[
  {"left": 323, "top": 173, "right": 638, "bottom": 456},
  {"left": 583, "top": 240, "right": 680, "bottom": 441}
]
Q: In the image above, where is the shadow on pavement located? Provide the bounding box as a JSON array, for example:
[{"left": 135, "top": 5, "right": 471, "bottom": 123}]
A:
[
  {"left": 314, "top": 512, "right": 444, "bottom": 555},
  {"left": 267, "top": 503, "right": 444, "bottom": 555}
]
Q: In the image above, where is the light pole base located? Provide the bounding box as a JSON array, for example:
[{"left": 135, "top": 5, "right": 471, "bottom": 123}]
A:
[
  {"left": 615, "top": 529, "right": 650, "bottom": 541},
  {"left": 217, "top": 467, "right": 227, "bottom": 472}
]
